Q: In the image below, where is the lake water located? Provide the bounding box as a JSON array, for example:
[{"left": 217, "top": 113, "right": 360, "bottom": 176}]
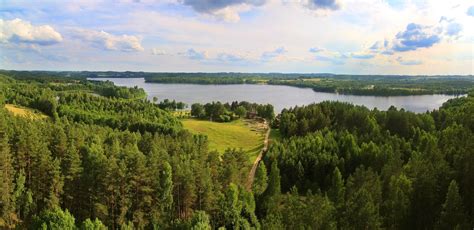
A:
[{"left": 91, "top": 78, "right": 463, "bottom": 113}]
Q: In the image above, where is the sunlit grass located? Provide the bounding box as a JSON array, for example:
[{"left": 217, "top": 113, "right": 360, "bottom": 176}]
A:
[
  {"left": 182, "top": 118, "right": 265, "bottom": 162},
  {"left": 4, "top": 104, "right": 49, "bottom": 120}
]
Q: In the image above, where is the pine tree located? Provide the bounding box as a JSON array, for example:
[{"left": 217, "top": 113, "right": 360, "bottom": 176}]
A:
[
  {"left": 13, "top": 171, "right": 33, "bottom": 225},
  {"left": 62, "top": 139, "right": 83, "bottom": 212},
  {"left": 160, "top": 161, "right": 173, "bottom": 224},
  {"left": 328, "top": 167, "right": 344, "bottom": 207},
  {"left": 384, "top": 174, "right": 412, "bottom": 229},
  {"left": 252, "top": 162, "right": 268, "bottom": 196},
  {"left": 220, "top": 183, "right": 242, "bottom": 229},
  {"left": 438, "top": 180, "right": 467, "bottom": 229},
  {"left": 0, "top": 125, "right": 16, "bottom": 227},
  {"left": 265, "top": 161, "right": 281, "bottom": 199},
  {"left": 260, "top": 161, "right": 281, "bottom": 217},
  {"left": 81, "top": 218, "right": 107, "bottom": 230},
  {"left": 190, "top": 210, "right": 211, "bottom": 230},
  {"left": 50, "top": 124, "right": 67, "bottom": 161}
]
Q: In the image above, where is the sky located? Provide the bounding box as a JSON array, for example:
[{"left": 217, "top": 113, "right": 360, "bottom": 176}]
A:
[{"left": 0, "top": 0, "right": 473, "bottom": 74}]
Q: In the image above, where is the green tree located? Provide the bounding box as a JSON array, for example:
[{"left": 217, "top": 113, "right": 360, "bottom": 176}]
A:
[
  {"left": 191, "top": 103, "right": 206, "bottom": 119},
  {"left": 0, "top": 126, "right": 16, "bottom": 228},
  {"left": 342, "top": 167, "right": 382, "bottom": 230},
  {"left": 235, "top": 106, "right": 247, "bottom": 118},
  {"left": 81, "top": 218, "right": 107, "bottom": 230},
  {"left": 190, "top": 211, "right": 211, "bottom": 230},
  {"left": 159, "top": 161, "right": 173, "bottom": 224},
  {"left": 438, "top": 180, "right": 468, "bottom": 229},
  {"left": 33, "top": 208, "right": 76, "bottom": 230},
  {"left": 219, "top": 183, "right": 242, "bottom": 229},
  {"left": 62, "top": 139, "right": 83, "bottom": 212},
  {"left": 260, "top": 161, "right": 281, "bottom": 217},
  {"left": 13, "top": 171, "right": 33, "bottom": 225},
  {"left": 328, "top": 167, "right": 344, "bottom": 207},
  {"left": 384, "top": 174, "right": 412, "bottom": 229},
  {"left": 252, "top": 162, "right": 268, "bottom": 196}
]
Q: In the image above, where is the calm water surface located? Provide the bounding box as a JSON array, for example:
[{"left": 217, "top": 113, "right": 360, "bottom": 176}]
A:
[{"left": 91, "top": 78, "right": 462, "bottom": 113}]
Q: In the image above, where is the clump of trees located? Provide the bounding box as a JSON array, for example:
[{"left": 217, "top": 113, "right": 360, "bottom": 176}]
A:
[
  {"left": 190, "top": 101, "right": 274, "bottom": 122},
  {"left": 157, "top": 99, "right": 187, "bottom": 111}
]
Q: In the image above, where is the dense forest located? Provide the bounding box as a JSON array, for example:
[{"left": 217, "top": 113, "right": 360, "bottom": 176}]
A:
[{"left": 0, "top": 72, "right": 473, "bottom": 229}]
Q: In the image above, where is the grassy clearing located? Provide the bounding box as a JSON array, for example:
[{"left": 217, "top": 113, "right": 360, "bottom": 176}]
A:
[
  {"left": 182, "top": 118, "right": 266, "bottom": 162},
  {"left": 4, "top": 104, "right": 49, "bottom": 120}
]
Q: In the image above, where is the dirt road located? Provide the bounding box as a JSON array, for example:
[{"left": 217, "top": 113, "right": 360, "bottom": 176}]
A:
[{"left": 246, "top": 122, "right": 270, "bottom": 191}]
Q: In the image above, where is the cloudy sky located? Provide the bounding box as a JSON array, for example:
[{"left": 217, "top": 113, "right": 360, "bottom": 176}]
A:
[{"left": 1, "top": 0, "right": 473, "bottom": 74}]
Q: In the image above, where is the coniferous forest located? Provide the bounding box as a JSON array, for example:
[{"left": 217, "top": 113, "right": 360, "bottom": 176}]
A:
[{"left": 0, "top": 72, "right": 473, "bottom": 229}]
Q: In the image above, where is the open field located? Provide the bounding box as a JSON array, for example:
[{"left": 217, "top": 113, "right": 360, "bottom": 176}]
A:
[
  {"left": 4, "top": 104, "right": 49, "bottom": 120},
  {"left": 182, "top": 118, "right": 266, "bottom": 162}
]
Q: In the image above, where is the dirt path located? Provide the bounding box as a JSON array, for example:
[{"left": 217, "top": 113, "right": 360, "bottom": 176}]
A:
[{"left": 246, "top": 121, "right": 270, "bottom": 191}]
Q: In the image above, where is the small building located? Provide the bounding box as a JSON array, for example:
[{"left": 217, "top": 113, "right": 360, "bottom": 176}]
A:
[{"left": 247, "top": 111, "right": 257, "bottom": 119}]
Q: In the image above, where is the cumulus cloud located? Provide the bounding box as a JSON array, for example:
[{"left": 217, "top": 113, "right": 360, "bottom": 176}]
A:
[
  {"left": 370, "top": 19, "right": 464, "bottom": 54},
  {"left": 467, "top": 5, "right": 474, "bottom": 16},
  {"left": 179, "top": 0, "right": 266, "bottom": 22},
  {"left": 392, "top": 23, "right": 441, "bottom": 52},
  {"left": 0, "top": 18, "right": 62, "bottom": 46},
  {"left": 261, "top": 47, "right": 287, "bottom": 61},
  {"left": 302, "top": 0, "right": 341, "bottom": 11},
  {"left": 397, "top": 56, "right": 422, "bottom": 65},
  {"left": 71, "top": 29, "right": 144, "bottom": 52}
]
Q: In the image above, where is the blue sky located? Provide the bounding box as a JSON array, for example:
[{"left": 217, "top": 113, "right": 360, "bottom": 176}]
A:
[{"left": 0, "top": 0, "right": 473, "bottom": 74}]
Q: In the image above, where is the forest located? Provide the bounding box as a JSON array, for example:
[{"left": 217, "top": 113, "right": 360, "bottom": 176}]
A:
[{"left": 0, "top": 71, "right": 473, "bottom": 229}]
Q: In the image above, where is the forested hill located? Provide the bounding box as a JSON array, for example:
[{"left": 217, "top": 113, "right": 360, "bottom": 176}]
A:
[{"left": 0, "top": 72, "right": 473, "bottom": 229}]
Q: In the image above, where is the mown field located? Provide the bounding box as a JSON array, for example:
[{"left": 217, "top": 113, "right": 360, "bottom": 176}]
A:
[
  {"left": 4, "top": 104, "right": 49, "bottom": 120},
  {"left": 182, "top": 118, "right": 266, "bottom": 162}
]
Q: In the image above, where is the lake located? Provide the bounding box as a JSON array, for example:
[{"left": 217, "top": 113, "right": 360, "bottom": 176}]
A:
[{"left": 91, "top": 78, "right": 462, "bottom": 113}]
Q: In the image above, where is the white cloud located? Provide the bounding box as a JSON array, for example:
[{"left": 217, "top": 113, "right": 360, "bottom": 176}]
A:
[
  {"left": 71, "top": 29, "right": 144, "bottom": 52},
  {"left": 0, "top": 18, "right": 62, "bottom": 46}
]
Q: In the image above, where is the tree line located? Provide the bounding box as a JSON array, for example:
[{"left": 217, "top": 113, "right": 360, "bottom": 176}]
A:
[{"left": 191, "top": 101, "right": 274, "bottom": 122}]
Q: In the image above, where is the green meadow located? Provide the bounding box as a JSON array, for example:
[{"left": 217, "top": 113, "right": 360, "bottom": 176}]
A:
[{"left": 182, "top": 118, "right": 266, "bottom": 162}]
